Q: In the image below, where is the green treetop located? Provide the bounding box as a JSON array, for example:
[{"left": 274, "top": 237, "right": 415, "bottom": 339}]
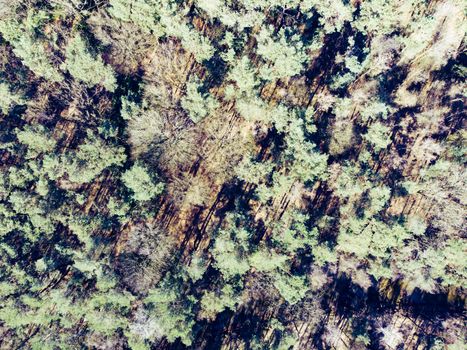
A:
[
  {"left": 181, "top": 77, "right": 219, "bottom": 123},
  {"left": 364, "top": 122, "right": 391, "bottom": 151},
  {"left": 63, "top": 35, "right": 117, "bottom": 91},
  {"left": 256, "top": 26, "right": 309, "bottom": 80},
  {"left": 121, "top": 163, "right": 164, "bottom": 202},
  {"left": 0, "top": 83, "right": 24, "bottom": 114}
]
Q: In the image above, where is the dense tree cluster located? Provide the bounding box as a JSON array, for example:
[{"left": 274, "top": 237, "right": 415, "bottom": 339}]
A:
[{"left": 0, "top": 0, "right": 465, "bottom": 349}]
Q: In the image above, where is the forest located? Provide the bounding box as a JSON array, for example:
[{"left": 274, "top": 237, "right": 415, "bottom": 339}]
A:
[{"left": 0, "top": 0, "right": 465, "bottom": 349}]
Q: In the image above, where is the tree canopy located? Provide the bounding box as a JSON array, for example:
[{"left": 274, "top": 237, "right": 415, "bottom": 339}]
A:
[{"left": 0, "top": 0, "right": 465, "bottom": 349}]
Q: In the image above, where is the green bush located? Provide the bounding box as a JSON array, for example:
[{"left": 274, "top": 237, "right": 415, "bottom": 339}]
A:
[
  {"left": 63, "top": 35, "right": 117, "bottom": 91},
  {"left": 0, "top": 16, "right": 63, "bottom": 82},
  {"left": 0, "top": 83, "right": 23, "bottom": 114},
  {"left": 256, "top": 26, "right": 309, "bottom": 80},
  {"left": 181, "top": 77, "right": 219, "bottom": 123},
  {"left": 363, "top": 122, "right": 391, "bottom": 151},
  {"left": 66, "top": 130, "right": 126, "bottom": 183},
  {"left": 16, "top": 125, "right": 56, "bottom": 158},
  {"left": 121, "top": 163, "right": 164, "bottom": 202}
]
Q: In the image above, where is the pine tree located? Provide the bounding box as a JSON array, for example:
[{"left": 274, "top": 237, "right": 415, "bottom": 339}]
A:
[
  {"left": 256, "top": 26, "right": 309, "bottom": 80},
  {"left": 63, "top": 35, "right": 117, "bottom": 91},
  {"left": 122, "top": 163, "right": 164, "bottom": 201},
  {"left": 0, "top": 82, "right": 23, "bottom": 114},
  {"left": 181, "top": 77, "right": 219, "bottom": 123},
  {"left": 66, "top": 130, "right": 126, "bottom": 184},
  {"left": 364, "top": 122, "right": 391, "bottom": 151},
  {"left": 0, "top": 15, "right": 63, "bottom": 81}
]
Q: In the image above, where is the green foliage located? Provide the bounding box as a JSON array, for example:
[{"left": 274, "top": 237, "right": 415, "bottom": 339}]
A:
[
  {"left": 364, "top": 122, "right": 391, "bottom": 151},
  {"left": 249, "top": 248, "right": 288, "bottom": 272},
  {"left": 355, "top": 334, "right": 371, "bottom": 346},
  {"left": 360, "top": 99, "right": 391, "bottom": 122},
  {"left": 428, "top": 239, "right": 467, "bottom": 288},
  {"left": 109, "top": 0, "right": 214, "bottom": 62},
  {"left": 63, "top": 35, "right": 117, "bottom": 91},
  {"left": 107, "top": 196, "right": 131, "bottom": 222},
  {"left": 144, "top": 282, "right": 195, "bottom": 346},
  {"left": 16, "top": 125, "right": 56, "bottom": 158},
  {"left": 108, "top": 0, "right": 165, "bottom": 36},
  {"left": 235, "top": 96, "right": 271, "bottom": 123},
  {"left": 181, "top": 77, "right": 219, "bottom": 123},
  {"left": 256, "top": 26, "right": 309, "bottom": 80},
  {"left": 211, "top": 226, "right": 251, "bottom": 279},
  {"left": 66, "top": 130, "right": 126, "bottom": 183},
  {"left": 353, "top": 0, "right": 400, "bottom": 36},
  {"left": 275, "top": 333, "right": 298, "bottom": 350},
  {"left": 200, "top": 284, "right": 239, "bottom": 320},
  {"left": 272, "top": 212, "right": 318, "bottom": 254},
  {"left": 312, "top": 244, "right": 337, "bottom": 267},
  {"left": 0, "top": 0, "right": 464, "bottom": 348},
  {"left": 405, "top": 216, "right": 427, "bottom": 236},
  {"left": 236, "top": 158, "right": 274, "bottom": 185},
  {"left": 337, "top": 218, "right": 411, "bottom": 281},
  {"left": 0, "top": 15, "right": 63, "bottom": 81},
  {"left": 446, "top": 339, "right": 466, "bottom": 350},
  {"left": 185, "top": 256, "right": 207, "bottom": 282},
  {"left": 301, "top": 0, "right": 352, "bottom": 33},
  {"left": 367, "top": 185, "right": 391, "bottom": 214},
  {"left": 122, "top": 163, "right": 164, "bottom": 201},
  {"left": 286, "top": 140, "right": 328, "bottom": 183},
  {"left": 0, "top": 82, "right": 23, "bottom": 114},
  {"left": 195, "top": 0, "right": 257, "bottom": 28},
  {"left": 273, "top": 273, "right": 309, "bottom": 305},
  {"left": 227, "top": 56, "right": 259, "bottom": 96},
  {"left": 169, "top": 22, "right": 215, "bottom": 63}
]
